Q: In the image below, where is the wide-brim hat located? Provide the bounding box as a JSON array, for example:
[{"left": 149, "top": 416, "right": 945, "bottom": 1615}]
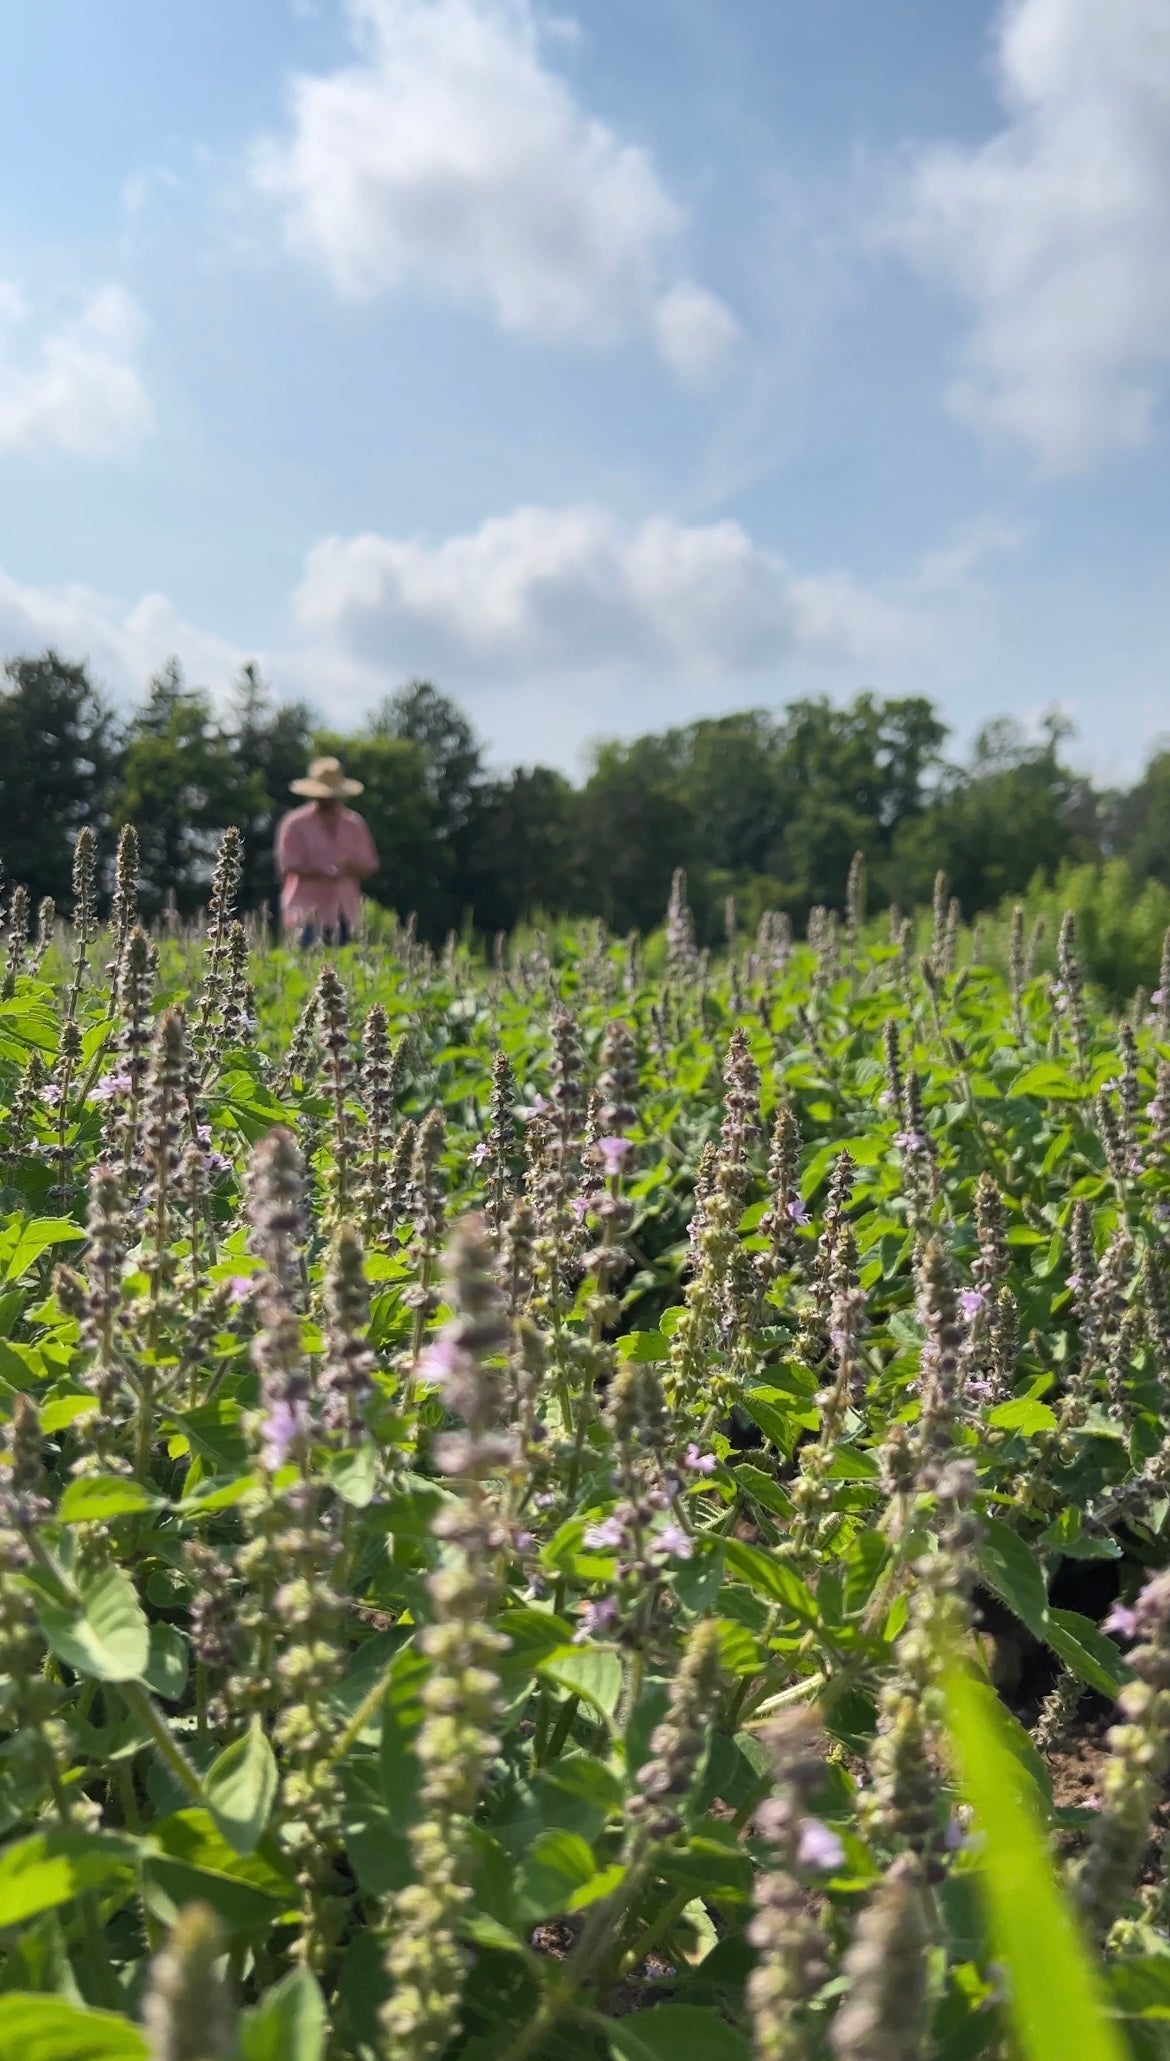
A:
[{"left": 290, "top": 756, "right": 364, "bottom": 800}]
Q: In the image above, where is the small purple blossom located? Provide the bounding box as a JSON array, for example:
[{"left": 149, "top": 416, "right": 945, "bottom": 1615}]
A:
[
  {"left": 534, "top": 1491, "right": 557, "bottom": 1510},
  {"left": 574, "top": 1597, "right": 620, "bottom": 1642},
  {"left": 657, "top": 1522, "right": 694, "bottom": 1561},
  {"left": 418, "top": 1333, "right": 462, "bottom": 1385},
  {"left": 944, "top": 1813, "right": 972, "bottom": 1852},
  {"left": 787, "top": 1197, "right": 810, "bottom": 1226},
  {"left": 1103, "top": 1602, "right": 1138, "bottom": 1640},
  {"left": 471, "top": 1140, "right": 490, "bottom": 1166},
  {"left": 513, "top": 1529, "right": 535, "bottom": 1552},
  {"left": 958, "top": 1289, "right": 985, "bottom": 1321},
  {"left": 1066, "top": 1272, "right": 1082, "bottom": 1292},
  {"left": 196, "top": 1123, "right": 212, "bottom": 1146},
  {"left": 261, "top": 1396, "right": 310, "bottom": 1469},
  {"left": 798, "top": 1819, "right": 844, "bottom": 1870},
  {"left": 1154, "top": 989, "right": 1166, "bottom": 1006},
  {"left": 894, "top": 1129, "right": 928, "bottom": 1153},
  {"left": 204, "top": 1151, "right": 233, "bottom": 1179},
  {"left": 684, "top": 1442, "right": 717, "bottom": 1476},
  {"left": 41, "top": 1083, "right": 62, "bottom": 1107},
  {"left": 521, "top": 1093, "right": 549, "bottom": 1123},
  {"left": 583, "top": 1515, "right": 626, "bottom": 1550},
  {"left": 226, "top": 1275, "right": 254, "bottom": 1304},
  {"left": 89, "top": 1069, "right": 131, "bottom": 1104},
  {"left": 597, "top": 1135, "right": 632, "bottom": 1177},
  {"left": 569, "top": 1194, "right": 591, "bottom": 1222}
]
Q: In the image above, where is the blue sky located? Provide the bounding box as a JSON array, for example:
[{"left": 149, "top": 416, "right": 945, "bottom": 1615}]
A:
[{"left": 0, "top": 0, "right": 1168, "bottom": 778}]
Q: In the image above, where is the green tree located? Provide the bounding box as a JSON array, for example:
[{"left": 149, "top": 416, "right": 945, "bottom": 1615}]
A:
[
  {"left": 119, "top": 660, "right": 254, "bottom": 916},
  {"left": 890, "top": 714, "right": 1098, "bottom": 914},
  {"left": 1110, "top": 747, "right": 1170, "bottom": 887},
  {"left": 578, "top": 732, "right": 698, "bottom": 935},
  {"left": 461, "top": 766, "right": 582, "bottom": 933},
  {"left": 0, "top": 650, "right": 121, "bottom": 905},
  {"left": 227, "top": 664, "right": 315, "bottom": 913}
]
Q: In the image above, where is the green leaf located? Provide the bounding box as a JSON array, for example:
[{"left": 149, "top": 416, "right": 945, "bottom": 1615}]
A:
[
  {"left": 0, "top": 1829, "right": 136, "bottom": 1927},
  {"left": 987, "top": 1398, "right": 1059, "bottom": 1436},
  {"left": 3, "top": 1218, "right": 87, "bottom": 1283},
  {"left": 142, "top": 1622, "right": 190, "bottom": 1703},
  {"left": 537, "top": 1645, "right": 623, "bottom": 1719},
  {"left": 240, "top": 1968, "right": 327, "bottom": 2061},
  {"left": 943, "top": 1661, "right": 1127, "bottom": 2061},
  {"left": 1009, "top": 1063, "right": 1084, "bottom": 1101},
  {"left": 205, "top": 1717, "right": 279, "bottom": 1856},
  {"left": 616, "top": 1330, "right": 669, "bottom": 1362},
  {"left": 57, "top": 1475, "right": 160, "bottom": 1524},
  {"left": 723, "top": 1539, "right": 817, "bottom": 1621},
  {"left": 36, "top": 1566, "right": 150, "bottom": 1682},
  {"left": 1046, "top": 1610, "right": 1130, "bottom": 1699},
  {"left": 0, "top": 1995, "right": 148, "bottom": 2060},
  {"left": 515, "top": 1829, "right": 599, "bottom": 1923},
  {"left": 977, "top": 1518, "right": 1049, "bottom": 1640},
  {"left": 606, "top": 2003, "right": 752, "bottom": 2060}
]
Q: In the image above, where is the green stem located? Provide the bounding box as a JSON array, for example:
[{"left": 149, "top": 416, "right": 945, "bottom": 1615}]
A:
[{"left": 120, "top": 1681, "right": 205, "bottom": 1805}]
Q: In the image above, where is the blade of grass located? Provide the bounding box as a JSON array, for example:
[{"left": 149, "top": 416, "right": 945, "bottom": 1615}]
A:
[{"left": 943, "top": 1660, "right": 1129, "bottom": 2061}]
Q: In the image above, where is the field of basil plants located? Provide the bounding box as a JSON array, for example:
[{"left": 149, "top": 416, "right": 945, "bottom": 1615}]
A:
[{"left": 4, "top": 826, "right": 1170, "bottom": 2061}]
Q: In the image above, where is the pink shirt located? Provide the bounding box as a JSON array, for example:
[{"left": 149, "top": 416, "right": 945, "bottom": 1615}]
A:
[{"left": 275, "top": 803, "right": 379, "bottom": 930}]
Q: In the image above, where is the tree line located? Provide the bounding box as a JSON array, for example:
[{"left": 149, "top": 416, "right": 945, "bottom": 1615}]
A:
[{"left": 1, "top": 646, "right": 1166, "bottom": 942}]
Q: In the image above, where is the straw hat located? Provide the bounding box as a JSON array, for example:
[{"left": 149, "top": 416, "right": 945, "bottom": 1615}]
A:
[{"left": 290, "top": 756, "right": 364, "bottom": 800}]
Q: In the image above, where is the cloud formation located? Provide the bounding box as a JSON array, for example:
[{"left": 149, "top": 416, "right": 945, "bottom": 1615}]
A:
[
  {"left": 893, "top": 0, "right": 1170, "bottom": 468},
  {"left": 0, "top": 566, "right": 242, "bottom": 698},
  {"left": 251, "top": 0, "right": 738, "bottom": 378},
  {"left": 0, "top": 286, "right": 152, "bottom": 459},
  {"left": 293, "top": 503, "right": 919, "bottom": 681}
]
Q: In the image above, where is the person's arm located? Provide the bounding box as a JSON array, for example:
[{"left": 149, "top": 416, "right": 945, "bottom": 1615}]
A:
[{"left": 351, "top": 817, "right": 379, "bottom": 881}]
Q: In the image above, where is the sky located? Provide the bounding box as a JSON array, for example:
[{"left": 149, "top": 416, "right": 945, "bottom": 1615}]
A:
[{"left": 1, "top": 0, "right": 1169, "bottom": 779}]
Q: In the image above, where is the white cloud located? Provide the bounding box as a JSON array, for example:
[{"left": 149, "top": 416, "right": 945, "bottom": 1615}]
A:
[
  {"left": 293, "top": 503, "right": 920, "bottom": 682},
  {"left": 0, "top": 568, "right": 243, "bottom": 698},
  {"left": 892, "top": 0, "right": 1170, "bottom": 468},
  {"left": 251, "top": 0, "right": 738, "bottom": 376},
  {"left": 0, "top": 286, "right": 152, "bottom": 459}
]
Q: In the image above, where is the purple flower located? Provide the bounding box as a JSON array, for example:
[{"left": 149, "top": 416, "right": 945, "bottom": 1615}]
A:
[
  {"left": 959, "top": 1289, "right": 985, "bottom": 1321},
  {"left": 89, "top": 1069, "right": 131, "bottom": 1104},
  {"left": 418, "top": 1332, "right": 463, "bottom": 1387},
  {"left": 1104, "top": 1602, "right": 1137, "bottom": 1640},
  {"left": 569, "top": 1194, "right": 590, "bottom": 1222},
  {"left": 1154, "top": 989, "right": 1166, "bottom": 1006},
  {"left": 196, "top": 1123, "right": 212, "bottom": 1146},
  {"left": 534, "top": 1491, "right": 557, "bottom": 1510},
  {"left": 597, "top": 1135, "right": 632, "bottom": 1177},
  {"left": 944, "top": 1813, "right": 972, "bottom": 1852},
  {"left": 513, "top": 1529, "right": 535, "bottom": 1552},
  {"left": 574, "top": 1597, "right": 620, "bottom": 1642},
  {"left": 1066, "top": 1272, "right": 1082, "bottom": 1292},
  {"left": 584, "top": 1515, "right": 626, "bottom": 1549},
  {"left": 684, "top": 1442, "right": 717, "bottom": 1476},
  {"left": 798, "top": 1819, "right": 844, "bottom": 1870},
  {"left": 41, "top": 1083, "right": 62, "bottom": 1107},
  {"left": 204, "top": 1150, "right": 233, "bottom": 1179},
  {"left": 787, "top": 1197, "right": 810, "bottom": 1226},
  {"left": 521, "top": 1093, "right": 549, "bottom": 1123},
  {"left": 472, "top": 1140, "right": 490, "bottom": 1166},
  {"left": 657, "top": 1522, "right": 694, "bottom": 1561},
  {"left": 261, "top": 1397, "right": 310, "bottom": 1469},
  {"left": 894, "top": 1129, "right": 928, "bottom": 1154},
  {"left": 226, "top": 1275, "right": 254, "bottom": 1304}
]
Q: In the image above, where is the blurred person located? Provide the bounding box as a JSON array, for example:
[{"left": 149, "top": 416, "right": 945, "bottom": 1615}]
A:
[{"left": 275, "top": 756, "right": 378, "bottom": 948}]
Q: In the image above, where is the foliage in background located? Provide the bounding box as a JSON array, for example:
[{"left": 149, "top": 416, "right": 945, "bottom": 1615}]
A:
[{"left": 0, "top": 650, "right": 1165, "bottom": 966}]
